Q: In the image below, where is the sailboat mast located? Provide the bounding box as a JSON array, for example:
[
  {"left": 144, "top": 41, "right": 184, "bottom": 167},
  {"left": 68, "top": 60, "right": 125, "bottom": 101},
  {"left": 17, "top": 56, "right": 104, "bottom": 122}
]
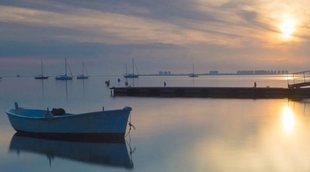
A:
[
  {"left": 82, "top": 62, "right": 85, "bottom": 75},
  {"left": 65, "top": 58, "right": 67, "bottom": 76},
  {"left": 132, "top": 58, "right": 135, "bottom": 75},
  {"left": 125, "top": 64, "right": 128, "bottom": 75},
  {"left": 40, "top": 59, "right": 43, "bottom": 76}
]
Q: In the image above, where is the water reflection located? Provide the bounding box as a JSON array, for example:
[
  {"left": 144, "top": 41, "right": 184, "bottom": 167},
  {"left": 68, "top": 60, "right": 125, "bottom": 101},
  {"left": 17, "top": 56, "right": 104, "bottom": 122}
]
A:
[
  {"left": 281, "top": 105, "right": 296, "bottom": 135},
  {"left": 9, "top": 133, "right": 134, "bottom": 169},
  {"left": 65, "top": 80, "right": 69, "bottom": 102},
  {"left": 40, "top": 79, "right": 45, "bottom": 97}
]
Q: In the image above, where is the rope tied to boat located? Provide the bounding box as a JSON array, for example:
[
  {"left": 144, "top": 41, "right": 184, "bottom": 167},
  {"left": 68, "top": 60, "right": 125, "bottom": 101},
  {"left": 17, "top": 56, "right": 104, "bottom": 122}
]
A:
[
  {"left": 125, "top": 113, "right": 136, "bottom": 137},
  {"left": 129, "top": 122, "right": 136, "bottom": 130},
  {"left": 128, "top": 113, "right": 136, "bottom": 130}
]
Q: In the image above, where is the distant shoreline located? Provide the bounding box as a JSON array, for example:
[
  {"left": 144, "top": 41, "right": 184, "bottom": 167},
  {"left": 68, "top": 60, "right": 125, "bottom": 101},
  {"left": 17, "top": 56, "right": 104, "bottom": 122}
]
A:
[
  {"left": 138, "top": 73, "right": 291, "bottom": 77},
  {"left": 0, "top": 73, "right": 292, "bottom": 78}
]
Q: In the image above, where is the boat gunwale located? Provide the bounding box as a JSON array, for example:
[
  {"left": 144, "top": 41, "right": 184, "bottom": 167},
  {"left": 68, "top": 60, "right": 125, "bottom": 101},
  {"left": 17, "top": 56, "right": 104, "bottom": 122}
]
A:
[{"left": 6, "top": 107, "right": 131, "bottom": 120}]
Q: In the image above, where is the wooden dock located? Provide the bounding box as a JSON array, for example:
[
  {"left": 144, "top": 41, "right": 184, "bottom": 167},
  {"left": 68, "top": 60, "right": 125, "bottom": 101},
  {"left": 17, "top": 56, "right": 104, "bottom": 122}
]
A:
[{"left": 110, "top": 87, "right": 310, "bottom": 99}]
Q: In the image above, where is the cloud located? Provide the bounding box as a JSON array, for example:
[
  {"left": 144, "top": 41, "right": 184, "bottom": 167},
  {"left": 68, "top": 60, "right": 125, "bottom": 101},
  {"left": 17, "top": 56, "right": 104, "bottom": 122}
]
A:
[
  {"left": 1, "top": 0, "right": 310, "bottom": 73},
  {"left": 0, "top": 1, "right": 270, "bottom": 47},
  {"left": 0, "top": 4, "right": 214, "bottom": 45}
]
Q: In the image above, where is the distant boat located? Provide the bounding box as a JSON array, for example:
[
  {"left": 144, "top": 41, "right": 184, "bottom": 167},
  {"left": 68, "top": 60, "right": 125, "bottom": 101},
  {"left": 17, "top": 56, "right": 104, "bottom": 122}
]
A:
[
  {"left": 124, "top": 73, "right": 139, "bottom": 78},
  {"left": 188, "top": 64, "right": 199, "bottom": 78},
  {"left": 55, "top": 58, "right": 73, "bottom": 80},
  {"left": 9, "top": 133, "right": 134, "bottom": 169},
  {"left": 124, "top": 59, "right": 139, "bottom": 78},
  {"left": 34, "top": 59, "right": 48, "bottom": 80},
  {"left": 6, "top": 102, "right": 132, "bottom": 138},
  {"left": 77, "top": 62, "right": 89, "bottom": 80},
  {"left": 188, "top": 73, "right": 198, "bottom": 77}
]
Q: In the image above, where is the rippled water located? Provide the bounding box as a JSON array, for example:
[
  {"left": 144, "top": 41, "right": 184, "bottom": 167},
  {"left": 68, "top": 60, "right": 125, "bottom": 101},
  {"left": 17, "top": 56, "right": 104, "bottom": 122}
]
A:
[{"left": 1, "top": 75, "right": 310, "bottom": 172}]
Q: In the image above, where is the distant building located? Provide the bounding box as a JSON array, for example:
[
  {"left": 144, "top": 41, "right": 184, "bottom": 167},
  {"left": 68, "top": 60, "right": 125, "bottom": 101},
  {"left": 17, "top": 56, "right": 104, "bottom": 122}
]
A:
[
  {"left": 209, "top": 70, "right": 219, "bottom": 75},
  {"left": 159, "top": 71, "right": 172, "bottom": 75},
  {"left": 237, "top": 70, "right": 289, "bottom": 75}
]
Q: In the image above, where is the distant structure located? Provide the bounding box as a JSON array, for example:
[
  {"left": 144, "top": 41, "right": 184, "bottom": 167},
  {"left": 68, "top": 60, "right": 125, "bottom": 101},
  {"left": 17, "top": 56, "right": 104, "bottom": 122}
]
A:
[
  {"left": 158, "top": 71, "right": 172, "bottom": 76},
  {"left": 236, "top": 70, "right": 288, "bottom": 75},
  {"left": 209, "top": 70, "right": 219, "bottom": 75}
]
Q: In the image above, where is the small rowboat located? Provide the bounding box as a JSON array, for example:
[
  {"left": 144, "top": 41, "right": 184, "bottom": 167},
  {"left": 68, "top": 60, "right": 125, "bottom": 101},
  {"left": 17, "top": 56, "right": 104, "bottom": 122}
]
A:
[{"left": 6, "top": 103, "right": 132, "bottom": 139}]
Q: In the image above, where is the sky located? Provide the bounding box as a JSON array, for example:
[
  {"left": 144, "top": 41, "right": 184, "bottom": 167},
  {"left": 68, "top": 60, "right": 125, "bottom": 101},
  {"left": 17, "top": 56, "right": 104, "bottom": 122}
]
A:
[{"left": 0, "top": 0, "right": 310, "bottom": 75}]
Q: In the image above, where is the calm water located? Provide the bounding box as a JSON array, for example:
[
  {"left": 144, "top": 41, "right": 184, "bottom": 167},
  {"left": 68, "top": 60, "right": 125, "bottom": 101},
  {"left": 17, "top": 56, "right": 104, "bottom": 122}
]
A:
[{"left": 1, "top": 75, "right": 310, "bottom": 172}]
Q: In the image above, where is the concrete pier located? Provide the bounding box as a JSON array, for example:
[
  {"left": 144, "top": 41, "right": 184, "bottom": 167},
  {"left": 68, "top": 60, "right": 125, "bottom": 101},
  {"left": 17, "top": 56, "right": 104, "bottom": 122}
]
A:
[{"left": 111, "top": 87, "right": 310, "bottom": 99}]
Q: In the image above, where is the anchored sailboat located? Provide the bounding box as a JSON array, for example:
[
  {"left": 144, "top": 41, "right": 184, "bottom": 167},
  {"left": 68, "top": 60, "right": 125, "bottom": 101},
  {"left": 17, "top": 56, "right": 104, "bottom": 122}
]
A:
[
  {"left": 34, "top": 59, "right": 48, "bottom": 80},
  {"left": 77, "top": 62, "right": 89, "bottom": 80},
  {"left": 188, "top": 64, "right": 198, "bottom": 77},
  {"left": 124, "top": 59, "right": 139, "bottom": 78},
  {"left": 55, "top": 58, "right": 73, "bottom": 80}
]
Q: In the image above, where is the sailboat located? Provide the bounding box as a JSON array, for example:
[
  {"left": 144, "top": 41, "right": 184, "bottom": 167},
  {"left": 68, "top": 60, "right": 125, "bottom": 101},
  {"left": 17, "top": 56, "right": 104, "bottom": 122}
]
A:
[
  {"left": 188, "top": 64, "right": 198, "bottom": 77},
  {"left": 124, "top": 59, "right": 139, "bottom": 78},
  {"left": 77, "top": 62, "right": 89, "bottom": 80},
  {"left": 55, "top": 58, "right": 73, "bottom": 80},
  {"left": 34, "top": 59, "right": 48, "bottom": 80}
]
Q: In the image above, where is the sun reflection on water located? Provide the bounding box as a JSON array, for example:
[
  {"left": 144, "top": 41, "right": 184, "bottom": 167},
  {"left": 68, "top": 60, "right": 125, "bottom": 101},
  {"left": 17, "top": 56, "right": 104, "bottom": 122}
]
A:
[{"left": 281, "top": 105, "right": 296, "bottom": 135}]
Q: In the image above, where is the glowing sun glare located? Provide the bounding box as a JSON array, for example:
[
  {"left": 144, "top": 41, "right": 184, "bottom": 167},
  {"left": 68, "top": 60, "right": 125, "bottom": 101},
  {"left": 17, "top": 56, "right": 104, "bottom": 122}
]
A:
[
  {"left": 281, "top": 105, "right": 296, "bottom": 134},
  {"left": 280, "top": 18, "right": 296, "bottom": 38}
]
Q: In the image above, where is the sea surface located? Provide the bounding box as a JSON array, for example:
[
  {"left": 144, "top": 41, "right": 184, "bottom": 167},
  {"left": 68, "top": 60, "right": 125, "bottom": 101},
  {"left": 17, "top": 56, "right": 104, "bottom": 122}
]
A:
[{"left": 1, "top": 75, "right": 310, "bottom": 172}]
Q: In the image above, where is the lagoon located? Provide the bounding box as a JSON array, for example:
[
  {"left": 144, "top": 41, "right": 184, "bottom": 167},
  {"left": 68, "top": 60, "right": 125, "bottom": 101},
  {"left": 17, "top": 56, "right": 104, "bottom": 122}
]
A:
[{"left": 1, "top": 76, "right": 310, "bottom": 172}]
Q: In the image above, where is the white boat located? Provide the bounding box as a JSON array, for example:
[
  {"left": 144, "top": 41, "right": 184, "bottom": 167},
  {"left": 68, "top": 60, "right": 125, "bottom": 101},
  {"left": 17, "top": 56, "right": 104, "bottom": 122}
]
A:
[
  {"left": 124, "top": 59, "right": 139, "bottom": 78},
  {"left": 77, "top": 62, "right": 89, "bottom": 80},
  {"left": 55, "top": 74, "right": 72, "bottom": 80},
  {"left": 6, "top": 103, "right": 132, "bottom": 138},
  {"left": 34, "top": 59, "right": 49, "bottom": 80},
  {"left": 55, "top": 58, "right": 73, "bottom": 80},
  {"left": 9, "top": 133, "right": 134, "bottom": 169}
]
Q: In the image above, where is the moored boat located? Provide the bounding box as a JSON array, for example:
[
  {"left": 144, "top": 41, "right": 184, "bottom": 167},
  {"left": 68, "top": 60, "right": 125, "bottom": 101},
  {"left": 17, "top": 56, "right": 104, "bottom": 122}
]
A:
[
  {"left": 35, "top": 75, "right": 49, "bottom": 80},
  {"left": 188, "top": 64, "right": 199, "bottom": 77},
  {"left": 188, "top": 73, "right": 198, "bottom": 77},
  {"left": 55, "top": 74, "right": 73, "bottom": 80},
  {"left": 34, "top": 59, "right": 49, "bottom": 80},
  {"left": 123, "top": 58, "right": 139, "bottom": 78},
  {"left": 76, "top": 62, "right": 89, "bottom": 80},
  {"left": 6, "top": 103, "right": 132, "bottom": 139},
  {"left": 76, "top": 75, "right": 89, "bottom": 79},
  {"left": 124, "top": 73, "right": 139, "bottom": 78},
  {"left": 55, "top": 58, "right": 73, "bottom": 81}
]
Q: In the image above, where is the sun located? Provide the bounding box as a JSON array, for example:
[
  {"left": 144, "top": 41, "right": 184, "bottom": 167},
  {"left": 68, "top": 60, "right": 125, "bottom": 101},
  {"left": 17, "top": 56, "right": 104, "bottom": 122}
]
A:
[{"left": 280, "top": 17, "right": 296, "bottom": 39}]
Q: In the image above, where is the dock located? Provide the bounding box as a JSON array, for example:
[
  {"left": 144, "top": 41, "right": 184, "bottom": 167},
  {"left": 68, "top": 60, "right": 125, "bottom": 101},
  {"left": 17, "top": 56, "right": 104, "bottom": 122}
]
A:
[
  {"left": 110, "top": 87, "right": 310, "bottom": 99},
  {"left": 111, "top": 71, "right": 310, "bottom": 99}
]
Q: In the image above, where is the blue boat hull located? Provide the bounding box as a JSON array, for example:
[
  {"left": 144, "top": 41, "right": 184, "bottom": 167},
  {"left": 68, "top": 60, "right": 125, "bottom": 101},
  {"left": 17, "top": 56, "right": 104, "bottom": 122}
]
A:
[{"left": 6, "top": 107, "right": 132, "bottom": 136}]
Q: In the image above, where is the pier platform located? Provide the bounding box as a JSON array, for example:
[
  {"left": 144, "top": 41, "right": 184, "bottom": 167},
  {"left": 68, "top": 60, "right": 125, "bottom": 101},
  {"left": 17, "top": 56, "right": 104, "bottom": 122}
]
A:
[{"left": 110, "top": 87, "right": 310, "bottom": 99}]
